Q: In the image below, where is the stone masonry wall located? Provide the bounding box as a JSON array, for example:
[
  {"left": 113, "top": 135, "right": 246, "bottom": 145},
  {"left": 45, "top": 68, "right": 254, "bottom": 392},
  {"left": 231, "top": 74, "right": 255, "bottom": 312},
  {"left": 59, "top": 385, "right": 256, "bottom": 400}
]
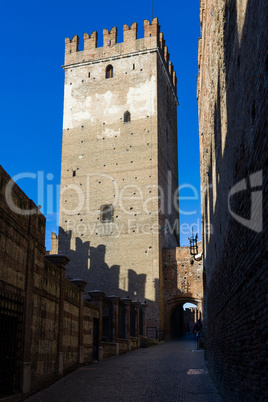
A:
[
  {"left": 30, "top": 258, "right": 99, "bottom": 391},
  {"left": 0, "top": 166, "right": 99, "bottom": 396},
  {"left": 198, "top": 0, "right": 267, "bottom": 399}
]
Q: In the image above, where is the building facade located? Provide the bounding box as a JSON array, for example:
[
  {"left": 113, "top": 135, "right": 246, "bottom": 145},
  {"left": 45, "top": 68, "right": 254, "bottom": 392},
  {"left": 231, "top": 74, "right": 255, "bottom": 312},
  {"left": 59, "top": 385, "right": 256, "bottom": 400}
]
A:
[
  {"left": 56, "top": 18, "right": 180, "bottom": 330},
  {"left": 198, "top": 0, "right": 267, "bottom": 399}
]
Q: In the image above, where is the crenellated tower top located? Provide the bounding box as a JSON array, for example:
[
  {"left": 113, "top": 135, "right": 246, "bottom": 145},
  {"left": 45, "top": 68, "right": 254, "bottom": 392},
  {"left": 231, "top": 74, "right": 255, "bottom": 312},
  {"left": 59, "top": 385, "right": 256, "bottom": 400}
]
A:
[{"left": 64, "top": 18, "right": 177, "bottom": 94}]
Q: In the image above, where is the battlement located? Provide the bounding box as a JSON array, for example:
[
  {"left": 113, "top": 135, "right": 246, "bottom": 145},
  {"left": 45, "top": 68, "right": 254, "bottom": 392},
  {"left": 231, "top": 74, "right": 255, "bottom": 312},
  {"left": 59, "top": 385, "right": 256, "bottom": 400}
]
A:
[{"left": 64, "top": 18, "right": 177, "bottom": 92}]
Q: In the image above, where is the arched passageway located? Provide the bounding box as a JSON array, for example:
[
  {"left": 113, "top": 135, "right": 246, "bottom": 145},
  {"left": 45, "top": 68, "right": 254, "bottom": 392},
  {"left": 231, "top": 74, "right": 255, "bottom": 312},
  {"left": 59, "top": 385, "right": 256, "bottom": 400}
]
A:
[
  {"left": 168, "top": 299, "right": 201, "bottom": 339},
  {"left": 170, "top": 304, "right": 184, "bottom": 338}
]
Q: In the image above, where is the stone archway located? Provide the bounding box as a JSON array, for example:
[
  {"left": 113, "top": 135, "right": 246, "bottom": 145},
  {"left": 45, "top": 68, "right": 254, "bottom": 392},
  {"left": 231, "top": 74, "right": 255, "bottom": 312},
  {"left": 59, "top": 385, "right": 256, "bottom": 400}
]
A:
[{"left": 165, "top": 295, "right": 202, "bottom": 339}]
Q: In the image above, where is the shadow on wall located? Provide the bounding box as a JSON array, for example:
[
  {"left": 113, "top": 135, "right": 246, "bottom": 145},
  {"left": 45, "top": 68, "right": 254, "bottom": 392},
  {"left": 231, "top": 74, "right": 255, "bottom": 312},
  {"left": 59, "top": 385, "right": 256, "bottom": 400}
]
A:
[
  {"left": 206, "top": 0, "right": 267, "bottom": 275},
  {"left": 57, "top": 227, "right": 147, "bottom": 302},
  {"left": 202, "top": 0, "right": 267, "bottom": 399}
]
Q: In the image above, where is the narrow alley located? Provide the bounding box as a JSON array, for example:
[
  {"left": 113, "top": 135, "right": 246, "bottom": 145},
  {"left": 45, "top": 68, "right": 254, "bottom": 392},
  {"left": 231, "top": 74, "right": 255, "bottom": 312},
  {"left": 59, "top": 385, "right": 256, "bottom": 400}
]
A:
[{"left": 27, "top": 335, "right": 221, "bottom": 402}]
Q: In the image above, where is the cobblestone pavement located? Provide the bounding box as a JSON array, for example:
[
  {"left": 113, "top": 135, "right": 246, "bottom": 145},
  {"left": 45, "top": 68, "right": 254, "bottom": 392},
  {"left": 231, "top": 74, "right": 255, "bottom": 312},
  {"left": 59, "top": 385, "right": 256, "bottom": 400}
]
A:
[{"left": 27, "top": 335, "right": 222, "bottom": 402}]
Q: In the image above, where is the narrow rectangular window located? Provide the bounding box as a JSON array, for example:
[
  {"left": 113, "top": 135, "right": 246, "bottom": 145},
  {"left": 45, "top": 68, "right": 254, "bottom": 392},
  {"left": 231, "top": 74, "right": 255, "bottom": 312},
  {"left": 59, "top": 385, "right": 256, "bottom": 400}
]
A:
[{"left": 101, "top": 205, "right": 114, "bottom": 222}]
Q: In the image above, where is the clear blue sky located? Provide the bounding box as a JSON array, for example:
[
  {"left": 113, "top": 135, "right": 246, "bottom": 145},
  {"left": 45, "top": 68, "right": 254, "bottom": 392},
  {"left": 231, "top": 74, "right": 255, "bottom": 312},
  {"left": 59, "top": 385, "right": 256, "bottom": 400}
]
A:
[{"left": 0, "top": 0, "right": 201, "bottom": 248}]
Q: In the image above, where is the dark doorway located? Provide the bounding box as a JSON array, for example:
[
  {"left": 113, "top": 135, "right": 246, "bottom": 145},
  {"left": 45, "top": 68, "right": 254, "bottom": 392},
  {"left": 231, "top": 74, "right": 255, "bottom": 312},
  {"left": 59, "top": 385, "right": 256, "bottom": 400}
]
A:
[
  {"left": 102, "top": 302, "right": 112, "bottom": 342},
  {"left": 0, "top": 291, "right": 24, "bottom": 398},
  {"left": 130, "top": 304, "right": 135, "bottom": 337},
  {"left": 139, "top": 309, "right": 144, "bottom": 336},
  {"left": 0, "top": 315, "right": 19, "bottom": 397},
  {"left": 118, "top": 303, "right": 125, "bottom": 339},
  {"left": 170, "top": 305, "right": 184, "bottom": 338},
  {"left": 93, "top": 318, "right": 99, "bottom": 360}
]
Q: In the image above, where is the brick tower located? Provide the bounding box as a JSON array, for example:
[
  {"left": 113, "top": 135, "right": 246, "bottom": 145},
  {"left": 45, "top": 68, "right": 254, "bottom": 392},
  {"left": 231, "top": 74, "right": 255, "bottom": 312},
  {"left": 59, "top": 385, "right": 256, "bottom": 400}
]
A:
[{"left": 56, "top": 18, "right": 179, "bottom": 330}]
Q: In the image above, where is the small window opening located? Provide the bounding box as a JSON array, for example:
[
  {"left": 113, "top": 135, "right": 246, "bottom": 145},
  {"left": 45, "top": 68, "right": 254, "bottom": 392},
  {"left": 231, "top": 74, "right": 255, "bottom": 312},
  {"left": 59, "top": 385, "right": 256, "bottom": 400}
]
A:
[
  {"left": 106, "top": 65, "right": 114, "bottom": 79},
  {"left": 133, "top": 64, "right": 135, "bottom": 70},
  {"left": 124, "top": 111, "right": 131, "bottom": 123},
  {"left": 88, "top": 72, "right": 91, "bottom": 78},
  {"left": 73, "top": 170, "right": 76, "bottom": 177},
  {"left": 100, "top": 204, "right": 114, "bottom": 222}
]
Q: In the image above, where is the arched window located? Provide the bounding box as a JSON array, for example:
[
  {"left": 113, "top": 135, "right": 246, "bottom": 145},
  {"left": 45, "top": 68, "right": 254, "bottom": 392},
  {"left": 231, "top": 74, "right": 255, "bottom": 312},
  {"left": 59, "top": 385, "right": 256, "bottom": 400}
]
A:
[
  {"left": 100, "top": 204, "right": 114, "bottom": 222},
  {"left": 106, "top": 65, "right": 114, "bottom": 79},
  {"left": 124, "top": 111, "right": 131, "bottom": 123}
]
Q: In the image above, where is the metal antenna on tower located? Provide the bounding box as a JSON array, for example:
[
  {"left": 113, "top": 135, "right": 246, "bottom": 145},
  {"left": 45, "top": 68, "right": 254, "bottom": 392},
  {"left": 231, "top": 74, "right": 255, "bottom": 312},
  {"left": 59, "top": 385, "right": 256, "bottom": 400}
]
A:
[{"left": 151, "top": 0, "right": 153, "bottom": 21}]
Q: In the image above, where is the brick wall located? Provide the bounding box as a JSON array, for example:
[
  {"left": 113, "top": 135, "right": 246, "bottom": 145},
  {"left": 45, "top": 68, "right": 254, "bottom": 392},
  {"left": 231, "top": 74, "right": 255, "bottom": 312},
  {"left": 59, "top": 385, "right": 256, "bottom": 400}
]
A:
[
  {"left": 58, "top": 18, "right": 179, "bottom": 331},
  {"left": 0, "top": 166, "right": 99, "bottom": 397},
  {"left": 162, "top": 245, "right": 203, "bottom": 337},
  {"left": 30, "top": 259, "right": 99, "bottom": 391},
  {"left": 198, "top": 0, "right": 268, "bottom": 399}
]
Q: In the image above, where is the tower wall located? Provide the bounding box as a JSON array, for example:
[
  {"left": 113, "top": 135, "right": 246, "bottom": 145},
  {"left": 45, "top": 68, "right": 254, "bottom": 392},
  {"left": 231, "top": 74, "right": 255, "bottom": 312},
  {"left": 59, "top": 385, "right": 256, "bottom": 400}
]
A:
[{"left": 58, "top": 18, "right": 179, "bottom": 330}]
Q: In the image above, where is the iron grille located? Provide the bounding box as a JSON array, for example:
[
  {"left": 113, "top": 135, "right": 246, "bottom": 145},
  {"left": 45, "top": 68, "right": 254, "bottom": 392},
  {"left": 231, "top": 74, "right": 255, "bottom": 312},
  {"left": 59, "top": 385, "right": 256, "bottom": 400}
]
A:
[{"left": 0, "top": 289, "right": 24, "bottom": 397}]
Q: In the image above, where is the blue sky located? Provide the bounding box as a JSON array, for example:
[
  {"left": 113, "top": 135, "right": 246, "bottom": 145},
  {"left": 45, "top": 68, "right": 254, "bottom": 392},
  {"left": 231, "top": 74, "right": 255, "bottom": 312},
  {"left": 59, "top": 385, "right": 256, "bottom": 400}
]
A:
[{"left": 0, "top": 0, "right": 201, "bottom": 248}]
